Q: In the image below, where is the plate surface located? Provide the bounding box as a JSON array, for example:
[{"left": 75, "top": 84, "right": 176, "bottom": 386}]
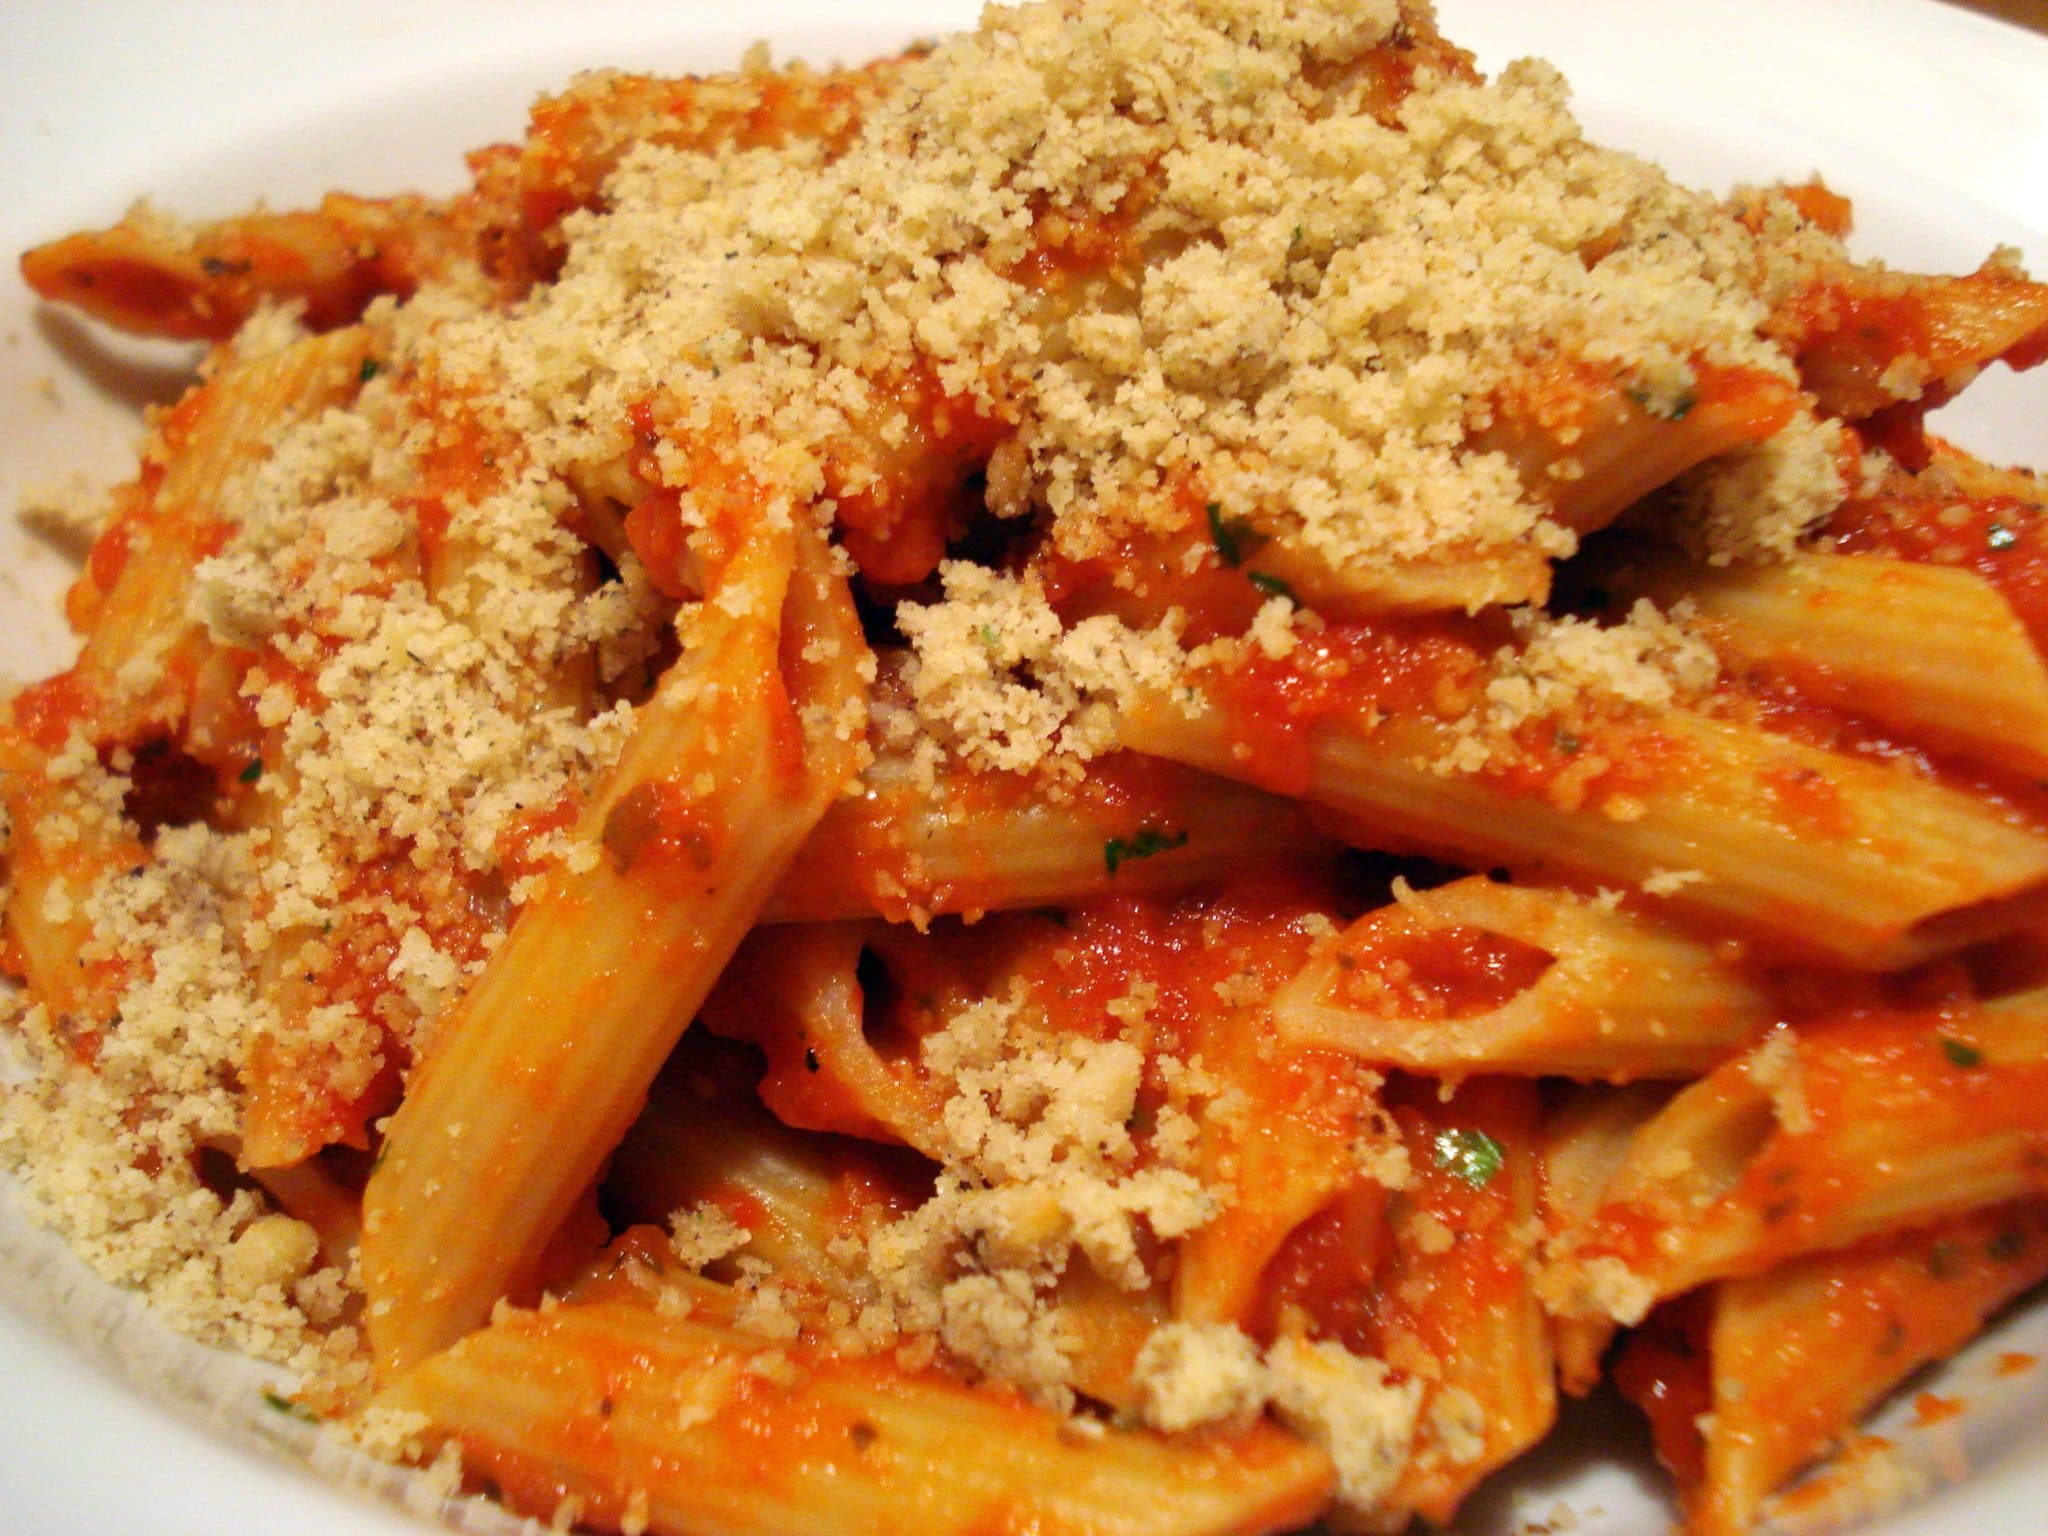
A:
[{"left": 1, "top": 3, "right": 2044, "bottom": 1533}]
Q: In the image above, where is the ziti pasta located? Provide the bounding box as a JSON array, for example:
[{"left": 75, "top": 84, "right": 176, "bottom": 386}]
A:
[{"left": 5, "top": 1, "right": 2048, "bottom": 1533}]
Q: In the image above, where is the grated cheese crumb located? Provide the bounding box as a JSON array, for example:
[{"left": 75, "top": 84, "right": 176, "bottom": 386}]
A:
[
  {"left": 1641, "top": 868, "right": 1708, "bottom": 897},
  {"left": 670, "top": 1204, "right": 752, "bottom": 1272},
  {"left": 1744, "top": 1026, "right": 1812, "bottom": 1136},
  {"left": 1678, "top": 410, "right": 1851, "bottom": 565},
  {"left": 1266, "top": 1334, "right": 1426, "bottom": 1514},
  {"left": 1133, "top": 1322, "right": 1270, "bottom": 1432}
]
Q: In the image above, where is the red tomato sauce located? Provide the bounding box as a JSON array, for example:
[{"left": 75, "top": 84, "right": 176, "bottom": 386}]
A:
[
  {"left": 1332, "top": 919, "right": 1555, "bottom": 1021},
  {"left": 1206, "top": 620, "right": 1491, "bottom": 797},
  {"left": 497, "top": 787, "right": 585, "bottom": 893},
  {"left": 622, "top": 489, "right": 696, "bottom": 600},
  {"left": 8, "top": 670, "right": 97, "bottom": 752},
  {"left": 1251, "top": 1183, "right": 1389, "bottom": 1353},
  {"left": 828, "top": 368, "right": 1010, "bottom": 587},
  {"left": 1723, "top": 1010, "right": 2048, "bottom": 1265},
  {"left": 1611, "top": 1292, "right": 1712, "bottom": 1490},
  {"left": 1828, "top": 490, "right": 2048, "bottom": 651}
]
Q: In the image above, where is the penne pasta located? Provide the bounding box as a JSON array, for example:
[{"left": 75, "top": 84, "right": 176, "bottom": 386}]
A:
[
  {"left": 376, "top": 1298, "right": 1335, "bottom": 1536},
  {"left": 361, "top": 509, "right": 871, "bottom": 1375},
  {"left": 768, "top": 746, "right": 1329, "bottom": 925},
  {"left": 1123, "top": 658, "right": 2048, "bottom": 969},
  {"left": 1271, "top": 876, "right": 1779, "bottom": 1081},
  {"left": 1371, "top": 1080, "right": 1555, "bottom": 1529},
  {"left": 1543, "top": 992, "right": 2048, "bottom": 1326},
  {"left": 1625, "top": 550, "right": 2048, "bottom": 778},
  {"left": 1678, "top": 1203, "right": 2048, "bottom": 1536},
  {"left": 66, "top": 326, "right": 372, "bottom": 746},
  {"left": 1540, "top": 1082, "right": 1677, "bottom": 1396},
  {"left": 606, "top": 1038, "right": 927, "bottom": 1295},
  {"left": 1771, "top": 260, "right": 2048, "bottom": 424},
  {"left": 20, "top": 197, "right": 494, "bottom": 340}
]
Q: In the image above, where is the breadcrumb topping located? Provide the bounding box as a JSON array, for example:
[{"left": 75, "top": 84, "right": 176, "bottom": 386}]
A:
[
  {"left": 860, "top": 977, "right": 1215, "bottom": 1406},
  {"left": 2, "top": 0, "right": 2010, "bottom": 1524}
]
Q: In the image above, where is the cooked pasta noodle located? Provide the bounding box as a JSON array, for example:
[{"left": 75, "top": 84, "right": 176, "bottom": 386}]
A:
[{"left": 5, "top": 3, "right": 2047, "bottom": 1534}]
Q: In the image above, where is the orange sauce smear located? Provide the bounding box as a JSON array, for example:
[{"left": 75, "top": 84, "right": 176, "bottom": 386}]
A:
[{"left": 1912, "top": 1392, "right": 1965, "bottom": 1427}]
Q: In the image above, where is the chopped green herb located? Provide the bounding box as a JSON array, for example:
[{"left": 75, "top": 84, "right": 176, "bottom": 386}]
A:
[
  {"left": 804, "top": 1047, "right": 821, "bottom": 1073},
  {"left": 1626, "top": 385, "right": 1695, "bottom": 422},
  {"left": 978, "top": 623, "right": 1001, "bottom": 648},
  {"left": 262, "top": 1390, "right": 318, "bottom": 1424},
  {"left": 1926, "top": 1240, "right": 1963, "bottom": 1281},
  {"left": 1432, "top": 1127, "right": 1504, "bottom": 1189},
  {"left": 358, "top": 358, "right": 382, "bottom": 383},
  {"left": 1246, "top": 570, "right": 1295, "bottom": 600},
  {"left": 1206, "top": 502, "right": 1268, "bottom": 568},
  {"left": 238, "top": 758, "right": 264, "bottom": 784},
  {"left": 1987, "top": 523, "right": 2018, "bottom": 551},
  {"left": 1554, "top": 730, "right": 1582, "bottom": 756},
  {"left": 1104, "top": 825, "right": 1189, "bottom": 875},
  {"left": 1939, "top": 1037, "right": 1983, "bottom": 1069}
]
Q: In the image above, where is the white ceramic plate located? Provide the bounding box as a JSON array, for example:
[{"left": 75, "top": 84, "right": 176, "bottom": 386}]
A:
[{"left": 1, "top": 3, "right": 2044, "bottom": 1533}]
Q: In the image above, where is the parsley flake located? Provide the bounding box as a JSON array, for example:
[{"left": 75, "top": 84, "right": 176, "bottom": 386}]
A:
[
  {"left": 1104, "top": 825, "right": 1189, "bottom": 875},
  {"left": 1626, "top": 385, "right": 1696, "bottom": 422},
  {"left": 262, "top": 1391, "right": 318, "bottom": 1424},
  {"left": 1939, "top": 1037, "right": 1983, "bottom": 1069},
  {"left": 1432, "top": 1127, "right": 1505, "bottom": 1188},
  {"left": 1247, "top": 570, "right": 1295, "bottom": 600},
  {"left": 1987, "top": 523, "right": 2018, "bottom": 551},
  {"left": 358, "top": 358, "right": 381, "bottom": 383},
  {"left": 238, "top": 758, "right": 264, "bottom": 784},
  {"left": 1207, "top": 503, "right": 1268, "bottom": 568}
]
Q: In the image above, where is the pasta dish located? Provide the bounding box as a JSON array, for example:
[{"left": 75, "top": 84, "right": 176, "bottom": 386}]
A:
[{"left": 4, "top": 1, "right": 2048, "bottom": 1532}]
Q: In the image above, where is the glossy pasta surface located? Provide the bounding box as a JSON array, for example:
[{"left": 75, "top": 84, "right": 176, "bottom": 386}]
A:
[{"left": 3, "top": 4, "right": 2047, "bottom": 1535}]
